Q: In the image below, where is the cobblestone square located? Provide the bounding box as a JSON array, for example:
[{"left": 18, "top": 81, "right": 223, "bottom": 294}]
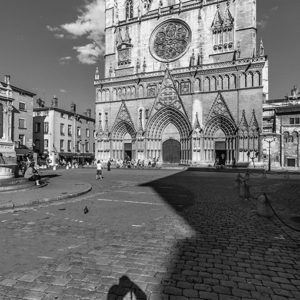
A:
[{"left": 0, "top": 168, "right": 299, "bottom": 299}]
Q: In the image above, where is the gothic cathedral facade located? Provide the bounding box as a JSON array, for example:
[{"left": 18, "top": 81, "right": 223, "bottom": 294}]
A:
[{"left": 94, "top": 0, "right": 268, "bottom": 165}]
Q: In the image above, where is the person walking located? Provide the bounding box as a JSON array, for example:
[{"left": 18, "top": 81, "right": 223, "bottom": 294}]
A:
[
  {"left": 107, "top": 159, "right": 111, "bottom": 171},
  {"left": 96, "top": 160, "right": 103, "bottom": 180}
]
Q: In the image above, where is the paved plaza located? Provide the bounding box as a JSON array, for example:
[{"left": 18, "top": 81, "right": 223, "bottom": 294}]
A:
[{"left": 0, "top": 168, "right": 299, "bottom": 300}]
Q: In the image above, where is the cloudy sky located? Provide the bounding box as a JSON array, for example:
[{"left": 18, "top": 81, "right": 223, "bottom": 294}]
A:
[{"left": 0, "top": 0, "right": 299, "bottom": 115}]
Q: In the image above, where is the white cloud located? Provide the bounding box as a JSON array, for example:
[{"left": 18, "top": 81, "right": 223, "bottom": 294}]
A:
[
  {"left": 59, "top": 56, "right": 72, "bottom": 65},
  {"left": 73, "top": 43, "right": 102, "bottom": 65},
  {"left": 60, "top": 0, "right": 105, "bottom": 64}
]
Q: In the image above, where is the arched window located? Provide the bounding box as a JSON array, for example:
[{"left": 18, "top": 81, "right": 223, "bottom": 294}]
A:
[{"left": 126, "top": 0, "right": 133, "bottom": 20}]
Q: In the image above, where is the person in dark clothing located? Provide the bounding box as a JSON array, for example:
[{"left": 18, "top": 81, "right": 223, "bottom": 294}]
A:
[
  {"left": 24, "top": 162, "right": 41, "bottom": 185},
  {"left": 107, "top": 160, "right": 111, "bottom": 171}
]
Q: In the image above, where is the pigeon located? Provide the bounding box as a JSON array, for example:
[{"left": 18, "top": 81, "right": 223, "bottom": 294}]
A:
[{"left": 84, "top": 206, "right": 89, "bottom": 214}]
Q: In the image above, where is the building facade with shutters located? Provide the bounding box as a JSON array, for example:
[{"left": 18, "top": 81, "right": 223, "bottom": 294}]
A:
[
  {"left": 94, "top": 0, "right": 268, "bottom": 165},
  {"left": 33, "top": 98, "right": 95, "bottom": 165},
  {"left": 262, "top": 86, "right": 300, "bottom": 169}
]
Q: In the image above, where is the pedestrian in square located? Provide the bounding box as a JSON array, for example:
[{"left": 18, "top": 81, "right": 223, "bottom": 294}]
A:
[
  {"left": 96, "top": 160, "right": 103, "bottom": 180},
  {"left": 107, "top": 159, "right": 111, "bottom": 171}
]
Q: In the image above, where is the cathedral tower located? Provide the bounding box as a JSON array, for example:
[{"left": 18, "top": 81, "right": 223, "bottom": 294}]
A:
[{"left": 95, "top": 0, "right": 268, "bottom": 165}]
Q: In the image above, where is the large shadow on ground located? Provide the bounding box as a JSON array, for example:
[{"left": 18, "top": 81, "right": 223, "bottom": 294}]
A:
[{"left": 139, "top": 170, "right": 299, "bottom": 299}]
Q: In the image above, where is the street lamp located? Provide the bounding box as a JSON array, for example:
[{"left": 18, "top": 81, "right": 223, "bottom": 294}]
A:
[{"left": 263, "top": 134, "right": 277, "bottom": 172}]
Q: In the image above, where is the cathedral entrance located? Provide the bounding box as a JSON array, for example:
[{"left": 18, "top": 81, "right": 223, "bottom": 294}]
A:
[
  {"left": 124, "top": 143, "right": 132, "bottom": 161},
  {"left": 215, "top": 141, "right": 226, "bottom": 166},
  {"left": 162, "top": 139, "right": 181, "bottom": 163}
]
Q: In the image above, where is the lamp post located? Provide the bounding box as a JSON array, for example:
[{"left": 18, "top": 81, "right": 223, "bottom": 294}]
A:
[{"left": 263, "top": 135, "right": 276, "bottom": 172}]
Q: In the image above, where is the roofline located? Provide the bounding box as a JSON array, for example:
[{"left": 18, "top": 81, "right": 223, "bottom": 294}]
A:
[
  {"left": 33, "top": 106, "right": 95, "bottom": 122},
  {"left": 1, "top": 82, "right": 36, "bottom": 97}
]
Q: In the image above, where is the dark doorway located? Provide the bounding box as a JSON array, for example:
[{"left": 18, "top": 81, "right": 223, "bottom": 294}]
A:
[
  {"left": 124, "top": 143, "right": 132, "bottom": 161},
  {"left": 162, "top": 139, "right": 181, "bottom": 163},
  {"left": 215, "top": 141, "right": 226, "bottom": 166}
]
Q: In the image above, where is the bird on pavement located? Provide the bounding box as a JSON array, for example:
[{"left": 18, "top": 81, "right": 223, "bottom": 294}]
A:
[{"left": 84, "top": 206, "right": 89, "bottom": 214}]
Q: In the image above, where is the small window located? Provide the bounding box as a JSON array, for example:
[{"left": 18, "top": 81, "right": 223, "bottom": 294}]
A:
[
  {"left": 290, "top": 118, "right": 295, "bottom": 125},
  {"left": 60, "top": 123, "right": 65, "bottom": 135},
  {"left": 68, "top": 125, "right": 72, "bottom": 136},
  {"left": 44, "top": 122, "right": 49, "bottom": 134},
  {"left": 19, "top": 102, "right": 26, "bottom": 111},
  {"left": 19, "top": 118, "right": 26, "bottom": 129},
  {"left": 67, "top": 140, "right": 72, "bottom": 152},
  {"left": 85, "top": 141, "right": 89, "bottom": 153},
  {"left": 61, "top": 113, "right": 64, "bottom": 118},
  {"left": 35, "top": 122, "right": 41, "bottom": 133},
  {"left": 76, "top": 141, "right": 80, "bottom": 152},
  {"left": 86, "top": 128, "right": 90, "bottom": 137},
  {"left": 77, "top": 127, "right": 81, "bottom": 137},
  {"left": 296, "top": 118, "right": 300, "bottom": 124},
  {"left": 44, "top": 139, "right": 49, "bottom": 148},
  {"left": 60, "top": 140, "right": 64, "bottom": 151}
]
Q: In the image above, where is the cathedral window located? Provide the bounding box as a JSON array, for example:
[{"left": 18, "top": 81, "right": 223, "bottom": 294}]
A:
[
  {"left": 125, "top": 0, "right": 133, "bottom": 20},
  {"left": 180, "top": 81, "right": 191, "bottom": 94},
  {"left": 211, "top": 3, "right": 234, "bottom": 53}
]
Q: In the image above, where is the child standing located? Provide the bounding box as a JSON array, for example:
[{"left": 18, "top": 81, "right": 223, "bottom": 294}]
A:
[{"left": 96, "top": 160, "right": 103, "bottom": 180}]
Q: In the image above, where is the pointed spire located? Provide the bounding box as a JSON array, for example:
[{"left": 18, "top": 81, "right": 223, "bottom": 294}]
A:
[
  {"left": 223, "top": 0, "right": 234, "bottom": 27},
  {"left": 236, "top": 41, "right": 241, "bottom": 58},
  {"left": 138, "top": 109, "right": 143, "bottom": 132},
  {"left": 190, "top": 50, "right": 195, "bottom": 67},
  {"left": 104, "top": 112, "right": 109, "bottom": 133},
  {"left": 239, "top": 110, "right": 248, "bottom": 132},
  {"left": 94, "top": 67, "right": 100, "bottom": 80},
  {"left": 249, "top": 109, "right": 259, "bottom": 132},
  {"left": 109, "top": 64, "right": 113, "bottom": 77},
  {"left": 212, "top": 2, "right": 223, "bottom": 29},
  {"left": 114, "top": 0, "right": 119, "bottom": 24},
  {"left": 124, "top": 26, "right": 131, "bottom": 44},
  {"left": 136, "top": 58, "right": 140, "bottom": 73},
  {"left": 197, "top": 48, "right": 203, "bottom": 65},
  {"left": 259, "top": 39, "right": 265, "bottom": 56},
  {"left": 179, "top": 0, "right": 182, "bottom": 13},
  {"left": 143, "top": 57, "right": 146, "bottom": 72},
  {"left": 98, "top": 113, "right": 103, "bottom": 134},
  {"left": 194, "top": 112, "right": 202, "bottom": 132}
]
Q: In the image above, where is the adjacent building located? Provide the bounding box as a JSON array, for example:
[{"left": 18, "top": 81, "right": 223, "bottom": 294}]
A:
[
  {"left": 262, "top": 86, "right": 300, "bottom": 168},
  {"left": 94, "top": 0, "right": 268, "bottom": 165},
  {"left": 33, "top": 97, "right": 95, "bottom": 165}
]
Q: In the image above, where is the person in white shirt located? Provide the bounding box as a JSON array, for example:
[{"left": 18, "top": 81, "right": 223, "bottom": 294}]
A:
[{"left": 96, "top": 160, "right": 103, "bottom": 180}]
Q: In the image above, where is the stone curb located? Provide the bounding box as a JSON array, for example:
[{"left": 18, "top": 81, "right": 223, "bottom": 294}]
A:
[{"left": 0, "top": 183, "right": 92, "bottom": 211}]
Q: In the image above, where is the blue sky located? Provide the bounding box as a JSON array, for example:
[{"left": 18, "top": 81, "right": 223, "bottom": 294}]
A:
[{"left": 0, "top": 0, "right": 299, "bottom": 115}]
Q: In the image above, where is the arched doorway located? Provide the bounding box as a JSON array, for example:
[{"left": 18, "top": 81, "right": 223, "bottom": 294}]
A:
[
  {"left": 214, "top": 129, "right": 226, "bottom": 165},
  {"left": 162, "top": 139, "right": 181, "bottom": 163},
  {"left": 123, "top": 133, "right": 132, "bottom": 161}
]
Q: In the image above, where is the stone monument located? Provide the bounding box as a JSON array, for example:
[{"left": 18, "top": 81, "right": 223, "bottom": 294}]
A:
[{"left": 0, "top": 75, "right": 17, "bottom": 179}]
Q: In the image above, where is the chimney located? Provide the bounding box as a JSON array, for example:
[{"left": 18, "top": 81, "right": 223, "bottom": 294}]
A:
[
  {"left": 52, "top": 96, "right": 58, "bottom": 107},
  {"left": 87, "top": 109, "right": 92, "bottom": 118},
  {"left": 71, "top": 103, "right": 76, "bottom": 112},
  {"left": 4, "top": 75, "right": 11, "bottom": 86}
]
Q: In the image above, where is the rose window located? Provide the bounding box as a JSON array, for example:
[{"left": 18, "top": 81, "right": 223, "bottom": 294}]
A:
[{"left": 150, "top": 20, "right": 191, "bottom": 62}]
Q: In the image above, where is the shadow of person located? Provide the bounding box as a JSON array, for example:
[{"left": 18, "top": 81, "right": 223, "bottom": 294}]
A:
[{"left": 107, "top": 275, "right": 147, "bottom": 300}]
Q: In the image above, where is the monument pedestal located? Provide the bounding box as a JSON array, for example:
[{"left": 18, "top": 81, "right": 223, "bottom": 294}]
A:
[{"left": 0, "top": 141, "right": 17, "bottom": 180}]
